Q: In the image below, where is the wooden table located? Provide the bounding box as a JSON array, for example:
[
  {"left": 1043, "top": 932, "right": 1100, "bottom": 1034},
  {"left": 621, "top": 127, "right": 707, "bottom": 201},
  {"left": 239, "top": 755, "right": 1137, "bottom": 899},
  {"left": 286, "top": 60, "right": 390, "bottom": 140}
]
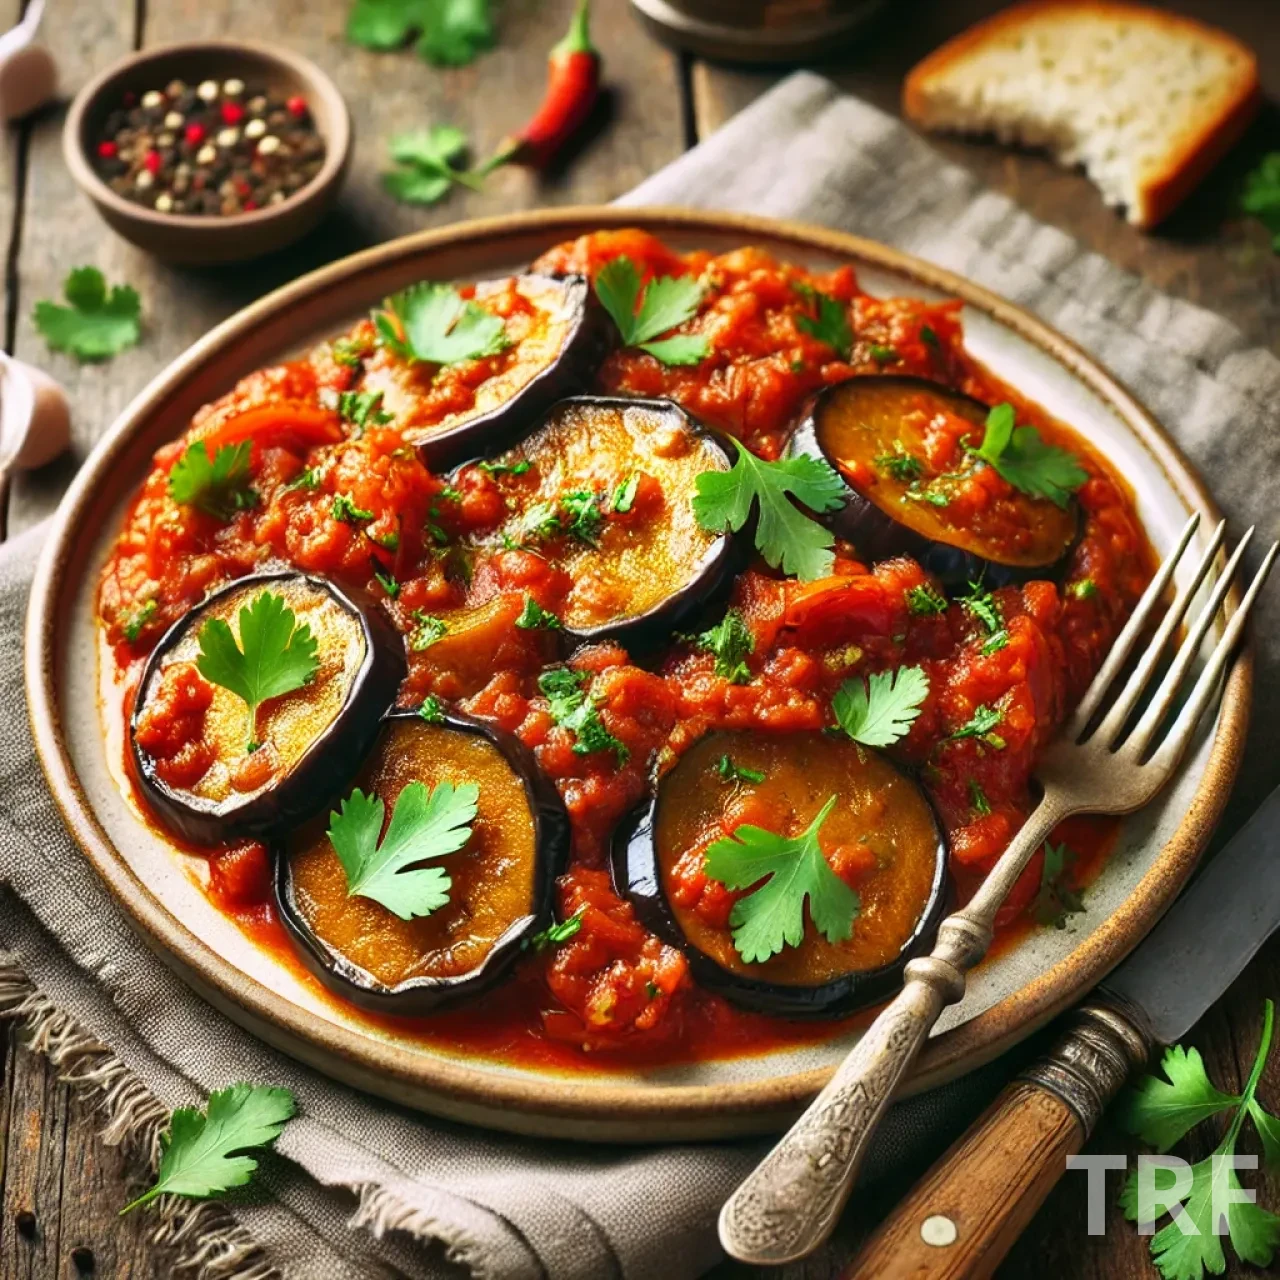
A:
[{"left": 2, "top": 0, "right": 1278, "bottom": 1275}]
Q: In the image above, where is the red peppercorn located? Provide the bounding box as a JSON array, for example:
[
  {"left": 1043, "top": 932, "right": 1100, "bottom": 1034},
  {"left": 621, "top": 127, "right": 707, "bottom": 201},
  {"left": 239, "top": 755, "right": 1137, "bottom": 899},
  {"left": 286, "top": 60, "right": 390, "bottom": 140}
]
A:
[
  {"left": 97, "top": 140, "right": 118, "bottom": 159},
  {"left": 143, "top": 150, "right": 162, "bottom": 174},
  {"left": 242, "top": 199, "right": 258, "bottom": 212},
  {"left": 285, "top": 95, "right": 308, "bottom": 119},
  {"left": 221, "top": 100, "right": 244, "bottom": 126},
  {"left": 184, "top": 122, "right": 206, "bottom": 146},
  {"left": 235, "top": 178, "right": 251, "bottom": 197}
]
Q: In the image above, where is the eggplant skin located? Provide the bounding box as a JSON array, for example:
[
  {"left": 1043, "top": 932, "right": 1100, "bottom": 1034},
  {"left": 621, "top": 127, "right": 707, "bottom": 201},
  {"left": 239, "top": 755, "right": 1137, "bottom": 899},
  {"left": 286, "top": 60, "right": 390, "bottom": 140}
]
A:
[
  {"left": 609, "top": 768, "right": 950, "bottom": 1020},
  {"left": 274, "top": 709, "right": 571, "bottom": 1016},
  {"left": 791, "top": 376, "right": 1080, "bottom": 588},
  {"left": 131, "top": 571, "right": 405, "bottom": 848},
  {"left": 409, "top": 274, "right": 612, "bottom": 471}
]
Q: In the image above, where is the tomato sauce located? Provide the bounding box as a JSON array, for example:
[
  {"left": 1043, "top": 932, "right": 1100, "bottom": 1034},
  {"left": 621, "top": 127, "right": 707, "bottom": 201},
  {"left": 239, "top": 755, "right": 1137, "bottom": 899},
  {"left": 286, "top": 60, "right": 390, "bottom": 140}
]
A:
[{"left": 99, "top": 230, "right": 1150, "bottom": 1069}]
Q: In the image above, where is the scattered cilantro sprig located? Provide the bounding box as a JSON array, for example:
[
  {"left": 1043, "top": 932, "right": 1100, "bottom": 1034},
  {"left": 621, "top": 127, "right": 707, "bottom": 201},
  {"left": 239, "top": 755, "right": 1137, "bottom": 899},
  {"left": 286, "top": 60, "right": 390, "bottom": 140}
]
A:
[
  {"left": 906, "top": 583, "right": 948, "bottom": 617},
  {"left": 948, "top": 703, "right": 1006, "bottom": 749},
  {"left": 168, "top": 441, "right": 256, "bottom": 521},
  {"left": 123, "top": 598, "right": 158, "bottom": 644},
  {"left": 690, "top": 608, "right": 754, "bottom": 684},
  {"left": 693, "top": 439, "right": 845, "bottom": 581},
  {"left": 383, "top": 125, "right": 484, "bottom": 206},
  {"left": 833, "top": 665, "right": 930, "bottom": 748},
  {"left": 515, "top": 596, "right": 562, "bottom": 630},
  {"left": 717, "top": 755, "right": 765, "bottom": 785},
  {"left": 376, "top": 282, "right": 509, "bottom": 366},
  {"left": 593, "top": 255, "right": 709, "bottom": 366},
  {"left": 347, "top": 0, "right": 495, "bottom": 66},
  {"left": 1031, "top": 841, "right": 1084, "bottom": 928},
  {"left": 337, "top": 390, "right": 393, "bottom": 431},
  {"left": 538, "top": 667, "right": 628, "bottom": 765},
  {"left": 526, "top": 906, "right": 586, "bottom": 952},
  {"left": 793, "top": 283, "right": 853, "bottom": 361},
  {"left": 969, "top": 403, "right": 1088, "bottom": 509},
  {"left": 1242, "top": 153, "right": 1280, "bottom": 252},
  {"left": 34, "top": 266, "right": 141, "bottom": 361}
]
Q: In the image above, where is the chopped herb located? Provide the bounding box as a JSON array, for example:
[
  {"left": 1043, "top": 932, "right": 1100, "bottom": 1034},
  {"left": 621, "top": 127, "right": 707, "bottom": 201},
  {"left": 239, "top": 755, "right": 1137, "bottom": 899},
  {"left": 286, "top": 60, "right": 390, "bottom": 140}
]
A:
[
  {"left": 373, "top": 568, "right": 399, "bottom": 599},
  {"left": 478, "top": 458, "right": 531, "bottom": 477},
  {"left": 920, "top": 325, "right": 940, "bottom": 349},
  {"left": 645, "top": 981, "right": 660, "bottom": 1000},
  {"left": 789, "top": 359, "right": 806, "bottom": 374},
  {"left": 833, "top": 665, "right": 930, "bottom": 748},
  {"left": 875, "top": 448, "right": 923, "bottom": 483},
  {"left": 868, "top": 343, "right": 898, "bottom": 365},
  {"left": 794, "top": 285, "right": 854, "bottom": 361},
  {"left": 515, "top": 596, "right": 563, "bottom": 630},
  {"left": 969, "top": 403, "right": 1088, "bottom": 509},
  {"left": 34, "top": 266, "right": 141, "bottom": 362},
  {"left": 368, "top": 528, "right": 400, "bottom": 552},
  {"left": 526, "top": 907, "right": 586, "bottom": 952},
  {"left": 593, "top": 255, "right": 709, "bottom": 366},
  {"left": 981, "top": 628, "right": 1010, "bottom": 656},
  {"left": 331, "top": 493, "right": 375, "bottom": 524},
  {"left": 1032, "top": 842, "right": 1085, "bottom": 928},
  {"left": 1068, "top": 578, "right": 1098, "bottom": 600},
  {"left": 903, "top": 483, "right": 949, "bottom": 508},
  {"left": 437, "top": 485, "right": 461, "bottom": 503},
  {"left": 961, "top": 581, "right": 1002, "bottom": 633},
  {"left": 717, "top": 755, "right": 766, "bottom": 785},
  {"left": 410, "top": 611, "right": 448, "bottom": 651},
  {"left": 906, "top": 583, "right": 948, "bottom": 616},
  {"left": 168, "top": 441, "right": 257, "bottom": 520},
  {"left": 948, "top": 704, "right": 1006, "bottom": 748},
  {"left": 419, "top": 694, "right": 446, "bottom": 724},
  {"left": 122, "top": 598, "right": 157, "bottom": 643},
  {"left": 331, "top": 338, "right": 365, "bottom": 368},
  {"left": 284, "top": 467, "right": 320, "bottom": 493},
  {"left": 1242, "top": 152, "right": 1280, "bottom": 252},
  {"left": 347, "top": 0, "right": 495, "bottom": 68},
  {"left": 612, "top": 472, "right": 640, "bottom": 514},
  {"left": 512, "top": 501, "right": 562, "bottom": 545},
  {"left": 560, "top": 490, "right": 604, "bottom": 545},
  {"left": 337, "top": 389, "right": 393, "bottom": 431},
  {"left": 692, "top": 608, "right": 754, "bottom": 684},
  {"left": 968, "top": 779, "right": 992, "bottom": 816},
  {"left": 538, "top": 667, "right": 629, "bottom": 765},
  {"left": 375, "top": 282, "right": 509, "bottom": 366}
]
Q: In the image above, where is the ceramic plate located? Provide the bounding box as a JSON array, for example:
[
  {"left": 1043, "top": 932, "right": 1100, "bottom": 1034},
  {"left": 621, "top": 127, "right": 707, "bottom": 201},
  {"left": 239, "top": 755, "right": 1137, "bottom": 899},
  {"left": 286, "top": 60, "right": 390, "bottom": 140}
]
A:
[{"left": 25, "top": 208, "right": 1249, "bottom": 1141}]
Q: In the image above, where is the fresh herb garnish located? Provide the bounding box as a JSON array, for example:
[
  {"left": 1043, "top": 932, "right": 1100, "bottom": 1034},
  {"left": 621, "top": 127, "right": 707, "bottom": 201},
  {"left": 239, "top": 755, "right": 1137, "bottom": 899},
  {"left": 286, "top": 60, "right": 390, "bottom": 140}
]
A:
[
  {"left": 331, "top": 493, "right": 375, "bottom": 524},
  {"left": 1032, "top": 841, "right": 1084, "bottom": 928},
  {"left": 593, "top": 255, "right": 709, "bottom": 366},
  {"left": 903, "top": 483, "right": 950, "bottom": 508},
  {"left": 328, "top": 780, "right": 478, "bottom": 919},
  {"left": 875, "top": 447, "right": 923, "bottom": 483},
  {"left": 331, "top": 337, "right": 365, "bottom": 368},
  {"left": 969, "top": 403, "right": 1088, "bottom": 509},
  {"left": 980, "top": 628, "right": 1010, "bottom": 656},
  {"left": 373, "top": 568, "right": 399, "bottom": 599},
  {"left": 948, "top": 704, "right": 1006, "bottom": 748},
  {"left": 961, "top": 580, "right": 1002, "bottom": 633},
  {"left": 123, "top": 599, "right": 157, "bottom": 643},
  {"left": 1242, "top": 153, "right": 1280, "bottom": 252},
  {"left": 168, "top": 441, "right": 257, "bottom": 520},
  {"left": 347, "top": 0, "right": 494, "bottom": 67},
  {"left": 968, "top": 778, "right": 991, "bottom": 816},
  {"left": 1068, "top": 578, "right": 1098, "bottom": 600},
  {"left": 794, "top": 285, "right": 853, "bottom": 361},
  {"left": 717, "top": 755, "right": 766, "bottom": 785},
  {"left": 906, "top": 583, "right": 948, "bottom": 616},
  {"left": 538, "top": 667, "right": 628, "bottom": 765},
  {"left": 419, "top": 694, "right": 446, "bottom": 724},
  {"left": 868, "top": 343, "right": 898, "bottom": 365},
  {"left": 34, "top": 266, "right": 141, "bottom": 361},
  {"left": 369, "top": 528, "right": 400, "bottom": 552},
  {"left": 526, "top": 906, "right": 586, "bottom": 952},
  {"left": 692, "top": 608, "right": 754, "bottom": 684},
  {"left": 511, "top": 501, "right": 563, "bottom": 546},
  {"left": 478, "top": 457, "right": 531, "bottom": 477},
  {"left": 120, "top": 1083, "right": 295, "bottom": 1214},
  {"left": 284, "top": 467, "right": 320, "bottom": 493},
  {"left": 1119, "top": 1000, "right": 1280, "bottom": 1280},
  {"left": 833, "top": 665, "right": 930, "bottom": 748},
  {"left": 376, "top": 282, "right": 509, "bottom": 366},
  {"left": 337, "top": 390, "right": 393, "bottom": 431},
  {"left": 612, "top": 472, "right": 640, "bottom": 514},
  {"left": 704, "top": 795, "right": 859, "bottom": 964},
  {"left": 920, "top": 325, "right": 940, "bottom": 349},
  {"left": 515, "top": 596, "right": 562, "bottom": 630},
  {"left": 560, "top": 490, "right": 604, "bottom": 545},
  {"left": 383, "top": 125, "right": 482, "bottom": 205},
  {"left": 195, "top": 590, "right": 319, "bottom": 751},
  {"left": 693, "top": 439, "right": 845, "bottom": 581},
  {"left": 410, "top": 611, "right": 448, "bottom": 651}
]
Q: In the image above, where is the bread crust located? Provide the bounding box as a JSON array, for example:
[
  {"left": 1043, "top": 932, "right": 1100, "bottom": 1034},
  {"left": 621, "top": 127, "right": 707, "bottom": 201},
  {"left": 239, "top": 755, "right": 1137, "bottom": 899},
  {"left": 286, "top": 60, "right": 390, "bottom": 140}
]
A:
[{"left": 902, "top": 1, "right": 1261, "bottom": 228}]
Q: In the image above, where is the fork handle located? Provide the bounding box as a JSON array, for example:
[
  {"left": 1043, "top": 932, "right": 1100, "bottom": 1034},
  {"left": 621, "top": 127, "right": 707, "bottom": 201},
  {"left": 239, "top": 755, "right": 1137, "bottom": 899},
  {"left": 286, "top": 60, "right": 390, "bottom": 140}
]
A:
[{"left": 719, "top": 798, "right": 1068, "bottom": 1266}]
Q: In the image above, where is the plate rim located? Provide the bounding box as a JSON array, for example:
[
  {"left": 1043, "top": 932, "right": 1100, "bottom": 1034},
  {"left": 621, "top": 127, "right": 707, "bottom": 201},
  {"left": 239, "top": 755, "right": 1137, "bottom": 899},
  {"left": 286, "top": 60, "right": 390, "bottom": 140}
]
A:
[{"left": 24, "top": 205, "right": 1250, "bottom": 1138}]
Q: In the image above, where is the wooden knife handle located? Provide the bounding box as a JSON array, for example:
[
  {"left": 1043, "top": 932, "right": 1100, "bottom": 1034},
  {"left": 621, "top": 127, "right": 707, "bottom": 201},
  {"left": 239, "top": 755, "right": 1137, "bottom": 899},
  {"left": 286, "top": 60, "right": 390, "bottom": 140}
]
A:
[{"left": 843, "top": 999, "right": 1152, "bottom": 1280}]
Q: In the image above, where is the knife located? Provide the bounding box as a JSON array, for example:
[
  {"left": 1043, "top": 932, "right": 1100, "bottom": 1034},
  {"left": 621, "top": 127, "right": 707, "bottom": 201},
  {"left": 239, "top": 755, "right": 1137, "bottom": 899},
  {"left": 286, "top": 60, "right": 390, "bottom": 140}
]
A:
[{"left": 845, "top": 780, "right": 1280, "bottom": 1280}]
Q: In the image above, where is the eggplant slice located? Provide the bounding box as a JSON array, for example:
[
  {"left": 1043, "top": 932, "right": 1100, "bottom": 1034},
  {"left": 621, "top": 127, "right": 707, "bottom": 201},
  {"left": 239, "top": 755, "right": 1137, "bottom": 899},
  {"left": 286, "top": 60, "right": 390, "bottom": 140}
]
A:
[
  {"left": 131, "top": 571, "right": 404, "bottom": 847},
  {"left": 368, "top": 273, "right": 609, "bottom": 469},
  {"left": 612, "top": 728, "right": 948, "bottom": 1017},
  {"left": 792, "top": 376, "right": 1079, "bottom": 585},
  {"left": 275, "top": 709, "right": 570, "bottom": 1015},
  {"left": 461, "top": 396, "right": 738, "bottom": 645}
]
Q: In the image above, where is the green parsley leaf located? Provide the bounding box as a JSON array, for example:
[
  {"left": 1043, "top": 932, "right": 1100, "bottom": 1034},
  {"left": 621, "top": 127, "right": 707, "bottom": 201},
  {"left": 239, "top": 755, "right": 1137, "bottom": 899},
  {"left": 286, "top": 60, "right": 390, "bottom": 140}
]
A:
[
  {"left": 833, "top": 665, "right": 929, "bottom": 748},
  {"left": 383, "top": 125, "right": 481, "bottom": 205},
  {"left": 693, "top": 439, "right": 845, "bottom": 581},
  {"left": 34, "top": 266, "right": 141, "bottom": 361},
  {"left": 195, "top": 591, "right": 319, "bottom": 751},
  {"left": 538, "top": 667, "right": 628, "bottom": 765},
  {"left": 794, "top": 287, "right": 853, "bottom": 361},
  {"left": 1032, "top": 841, "right": 1084, "bottom": 928},
  {"left": 906, "top": 583, "right": 948, "bottom": 616},
  {"left": 1123, "top": 1044, "right": 1241, "bottom": 1154},
  {"left": 962, "top": 581, "right": 1002, "bottom": 633},
  {"left": 967, "top": 778, "right": 991, "bottom": 816},
  {"left": 368, "top": 527, "right": 400, "bottom": 552},
  {"left": 120, "top": 1083, "right": 294, "bottom": 1214},
  {"left": 376, "top": 282, "right": 509, "bottom": 366},
  {"left": 123, "top": 598, "right": 157, "bottom": 643},
  {"left": 948, "top": 703, "right": 1005, "bottom": 748},
  {"left": 920, "top": 325, "right": 940, "bottom": 349},
  {"left": 904, "top": 484, "right": 949, "bottom": 508},
  {"left": 593, "top": 255, "right": 710, "bottom": 367},
  {"left": 526, "top": 906, "right": 586, "bottom": 952},
  {"left": 373, "top": 568, "right": 399, "bottom": 598},
  {"left": 418, "top": 694, "right": 446, "bottom": 724},
  {"left": 328, "top": 780, "right": 477, "bottom": 919},
  {"left": 337, "top": 390, "right": 393, "bottom": 431},
  {"left": 704, "top": 795, "right": 859, "bottom": 964},
  {"left": 560, "top": 490, "right": 604, "bottom": 545},
  {"left": 717, "top": 755, "right": 765, "bottom": 785},
  {"left": 331, "top": 337, "right": 365, "bottom": 368},
  {"left": 692, "top": 608, "right": 754, "bottom": 683},
  {"left": 981, "top": 628, "right": 1010, "bottom": 656},
  {"left": 284, "top": 467, "right": 320, "bottom": 493},
  {"left": 331, "top": 493, "right": 374, "bottom": 524},
  {"left": 410, "top": 611, "right": 448, "bottom": 651},
  {"left": 478, "top": 458, "right": 531, "bottom": 477},
  {"left": 1068, "top": 578, "right": 1099, "bottom": 600},
  {"left": 168, "top": 441, "right": 256, "bottom": 520},
  {"left": 875, "top": 448, "right": 923, "bottom": 483},
  {"left": 868, "top": 343, "right": 898, "bottom": 365},
  {"left": 612, "top": 473, "right": 640, "bottom": 514},
  {"left": 346, "top": 0, "right": 420, "bottom": 48},
  {"left": 417, "top": 0, "right": 494, "bottom": 65},
  {"left": 515, "top": 596, "right": 562, "bottom": 630},
  {"left": 970, "top": 403, "right": 1088, "bottom": 509},
  {"left": 1242, "top": 153, "right": 1280, "bottom": 252}
]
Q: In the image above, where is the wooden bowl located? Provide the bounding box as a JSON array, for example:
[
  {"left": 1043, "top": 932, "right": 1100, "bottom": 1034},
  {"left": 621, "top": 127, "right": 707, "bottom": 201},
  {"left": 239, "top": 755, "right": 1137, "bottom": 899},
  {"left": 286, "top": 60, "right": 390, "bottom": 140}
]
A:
[{"left": 62, "top": 40, "right": 351, "bottom": 266}]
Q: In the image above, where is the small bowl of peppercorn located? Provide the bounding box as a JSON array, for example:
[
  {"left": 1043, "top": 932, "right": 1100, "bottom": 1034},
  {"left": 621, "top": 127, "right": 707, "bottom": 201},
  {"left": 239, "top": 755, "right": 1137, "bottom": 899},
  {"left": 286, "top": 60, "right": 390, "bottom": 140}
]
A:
[{"left": 63, "top": 40, "right": 351, "bottom": 266}]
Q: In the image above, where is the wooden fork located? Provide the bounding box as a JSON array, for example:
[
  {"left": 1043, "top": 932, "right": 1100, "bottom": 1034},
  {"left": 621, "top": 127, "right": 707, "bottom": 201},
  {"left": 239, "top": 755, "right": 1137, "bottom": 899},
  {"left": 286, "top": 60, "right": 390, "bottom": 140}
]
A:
[{"left": 718, "top": 512, "right": 1278, "bottom": 1267}]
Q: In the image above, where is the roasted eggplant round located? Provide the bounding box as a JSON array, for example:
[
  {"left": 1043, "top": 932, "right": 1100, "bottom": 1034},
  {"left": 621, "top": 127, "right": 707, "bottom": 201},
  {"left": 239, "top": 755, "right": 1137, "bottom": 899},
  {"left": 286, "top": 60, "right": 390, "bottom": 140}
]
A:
[
  {"left": 791, "top": 376, "right": 1080, "bottom": 585},
  {"left": 612, "top": 728, "right": 948, "bottom": 1017},
  {"left": 459, "top": 395, "right": 738, "bottom": 645},
  {"left": 371, "top": 273, "right": 609, "bottom": 469},
  {"left": 131, "top": 571, "right": 405, "bottom": 847},
  {"left": 275, "top": 708, "right": 570, "bottom": 1015}
]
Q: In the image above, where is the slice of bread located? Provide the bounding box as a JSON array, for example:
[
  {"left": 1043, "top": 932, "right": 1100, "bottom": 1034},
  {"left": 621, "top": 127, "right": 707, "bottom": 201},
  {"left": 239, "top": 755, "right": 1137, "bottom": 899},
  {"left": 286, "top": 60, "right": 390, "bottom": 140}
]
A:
[{"left": 903, "top": 2, "right": 1261, "bottom": 228}]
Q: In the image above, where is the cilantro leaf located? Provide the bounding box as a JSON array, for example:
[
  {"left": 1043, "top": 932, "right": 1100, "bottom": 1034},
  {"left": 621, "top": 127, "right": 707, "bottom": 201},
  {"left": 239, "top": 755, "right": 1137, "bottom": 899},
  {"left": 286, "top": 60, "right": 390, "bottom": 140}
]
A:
[
  {"left": 691, "top": 608, "right": 754, "bottom": 683},
  {"left": 331, "top": 493, "right": 374, "bottom": 524},
  {"left": 373, "top": 568, "right": 399, "bottom": 599},
  {"left": 970, "top": 403, "right": 1088, "bottom": 508},
  {"left": 968, "top": 778, "right": 991, "bottom": 816},
  {"left": 794, "top": 286, "right": 853, "bottom": 361},
  {"left": 383, "top": 125, "right": 481, "bottom": 205},
  {"left": 337, "top": 390, "right": 393, "bottom": 430},
  {"left": 168, "top": 441, "right": 256, "bottom": 520},
  {"left": 328, "top": 780, "right": 477, "bottom": 919},
  {"left": 948, "top": 704, "right": 1005, "bottom": 748},
  {"left": 906, "top": 583, "right": 948, "bottom": 616},
  {"left": 961, "top": 580, "right": 1002, "bottom": 633},
  {"left": 34, "top": 266, "right": 141, "bottom": 361},
  {"left": 346, "top": 0, "right": 421, "bottom": 48},
  {"left": 478, "top": 458, "right": 531, "bottom": 477},
  {"left": 538, "top": 667, "right": 628, "bottom": 765},
  {"left": 376, "top": 282, "right": 509, "bottom": 366},
  {"left": 526, "top": 906, "right": 585, "bottom": 952},
  {"left": 410, "top": 611, "right": 448, "bottom": 651},
  {"left": 718, "top": 755, "right": 765, "bottom": 785},
  {"left": 833, "top": 665, "right": 929, "bottom": 748},
  {"left": 418, "top": 0, "right": 494, "bottom": 65},
  {"left": 981, "top": 629, "right": 1009, "bottom": 656},
  {"left": 515, "top": 596, "right": 562, "bottom": 630},
  {"left": 123, "top": 598, "right": 158, "bottom": 643},
  {"left": 284, "top": 467, "right": 320, "bottom": 493},
  {"left": 331, "top": 338, "right": 366, "bottom": 368},
  {"left": 1123, "top": 1044, "right": 1240, "bottom": 1153},
  {"left": 418, "top": 694, "right": 446, "bottom": 724},
  {"left": 868, "top": 343, "right": 898, "bottom": 365},
  {"left": 612, "top": 473, "right": 640, "bottom": 513},
  {"left": 120, "top": 1082, "right": 294, "bottom": 1214},
  {"left": 560, "top": 490, "right": 604, "bottom": 545},
  {"left": 704, "top": 795, "right": 859, "bottom": 964},
  {"left": 195, "top": 590, "right": 319, "bottom": 751},
  {"left": 1068, "top": 578, "right": 1099, "bottom": 600},
  {"left": 1031, "top": 841, "right": 1085, "bottom": 929},
  {"left": 593, "top": 256, "right": 710, "bottom": 367},
  {"left": 1242, "top": 153, "right": 1280, "bottom": 252},
  {"left": 693, "top": 439, "right": 845, "bottom": 581}
]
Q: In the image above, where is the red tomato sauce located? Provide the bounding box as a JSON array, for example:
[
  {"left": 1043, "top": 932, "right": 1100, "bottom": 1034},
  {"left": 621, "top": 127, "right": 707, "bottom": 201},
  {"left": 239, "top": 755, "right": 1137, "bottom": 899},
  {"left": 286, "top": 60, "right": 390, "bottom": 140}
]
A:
[{"left": 100, "top": 230, "right": 1149, "bottom": 1070}]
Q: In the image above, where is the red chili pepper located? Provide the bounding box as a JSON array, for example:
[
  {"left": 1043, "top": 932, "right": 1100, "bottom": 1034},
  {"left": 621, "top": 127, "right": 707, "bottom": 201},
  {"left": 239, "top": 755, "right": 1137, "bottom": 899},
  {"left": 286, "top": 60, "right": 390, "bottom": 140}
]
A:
[{"left": 484, "top": 0, "right": 599, "bottom": 172}]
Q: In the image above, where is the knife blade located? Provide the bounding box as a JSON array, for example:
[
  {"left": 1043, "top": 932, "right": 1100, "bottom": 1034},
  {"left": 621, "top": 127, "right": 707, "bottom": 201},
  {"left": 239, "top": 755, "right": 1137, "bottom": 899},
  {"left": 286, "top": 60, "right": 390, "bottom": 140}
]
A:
[{"left": 844, "top": 781, "right": 1280, "bottom": 1280}]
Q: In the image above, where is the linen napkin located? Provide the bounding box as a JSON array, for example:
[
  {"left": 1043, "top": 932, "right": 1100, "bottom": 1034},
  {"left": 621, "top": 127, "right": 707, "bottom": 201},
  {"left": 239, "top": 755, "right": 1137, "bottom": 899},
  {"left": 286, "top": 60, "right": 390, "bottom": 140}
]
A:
[{"left": 3, "top": 70, "right": 1279, "bottom": 1280}]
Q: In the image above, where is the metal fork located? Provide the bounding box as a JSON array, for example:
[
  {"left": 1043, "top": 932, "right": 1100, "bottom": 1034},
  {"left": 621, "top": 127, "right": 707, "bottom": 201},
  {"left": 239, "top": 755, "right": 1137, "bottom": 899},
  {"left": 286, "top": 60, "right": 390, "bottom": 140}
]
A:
[{"left": 718, "top": 512, "right": 1278, "bottom": 1266}]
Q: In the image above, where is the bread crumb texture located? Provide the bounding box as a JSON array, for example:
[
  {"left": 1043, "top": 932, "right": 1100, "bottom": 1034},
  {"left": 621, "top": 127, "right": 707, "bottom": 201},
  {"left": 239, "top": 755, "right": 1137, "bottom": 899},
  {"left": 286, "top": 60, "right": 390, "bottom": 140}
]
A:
[{"left": 904, "top": 1, "right": 1259, "bottom": 227}]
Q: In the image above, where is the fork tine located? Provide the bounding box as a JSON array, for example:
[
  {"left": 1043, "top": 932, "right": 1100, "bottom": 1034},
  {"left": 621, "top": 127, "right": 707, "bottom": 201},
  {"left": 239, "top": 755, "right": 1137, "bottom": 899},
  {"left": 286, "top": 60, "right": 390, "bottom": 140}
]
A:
[
  {"left": 1088, "top": 519, "right": 1229, "bottom": 749},
  {"left": 1146, "top": 541, "right": 1278, "bottom": 777},
  {"left": 1124, "top": 529, "right": 1255, "bottom": 758},
  {"left": 1067, "top": 511, "right": 1201, "bottom": 741}
]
